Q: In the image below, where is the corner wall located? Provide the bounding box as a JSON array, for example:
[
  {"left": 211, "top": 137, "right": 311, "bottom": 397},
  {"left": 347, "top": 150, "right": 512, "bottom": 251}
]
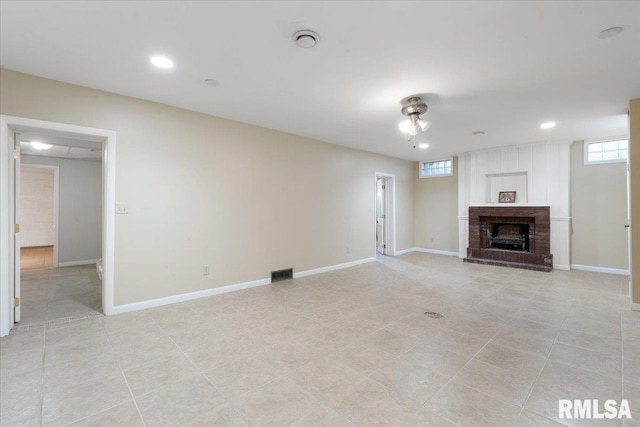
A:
[
  {"left": 0, "top": 70, "right": 414, "bottom": 306},
  {"left": 570, "top": 141, "right": 628, "bottom": 271},
  {"left": 630, "top": 98, "right": 640, "bottom": 306},
  {"left": 20, "top": 167, "right": 55, "bottom": 248},
  {"left": 413, "top": 157, "right": 459, "bottom": 253},
  {"left": 22, "top": 155, "right": 102, "bottom": 264}
]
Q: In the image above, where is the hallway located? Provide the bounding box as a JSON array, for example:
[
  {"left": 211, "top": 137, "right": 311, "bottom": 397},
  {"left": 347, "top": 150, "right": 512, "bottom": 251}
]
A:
[{"left": 18, "top": 259, "right": 102, "bottom": 329}]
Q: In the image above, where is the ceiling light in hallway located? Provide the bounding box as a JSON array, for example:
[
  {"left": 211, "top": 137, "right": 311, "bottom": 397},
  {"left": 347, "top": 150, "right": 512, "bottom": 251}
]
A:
[
  {"left": 29, "top": 141, "right": 53, "bottom": 150},
  {"left": 150, "top": 56, "right": 174, "bottom": 69},
  {"left": 540, "top": 121, "right": 556, "bottom": 129}
]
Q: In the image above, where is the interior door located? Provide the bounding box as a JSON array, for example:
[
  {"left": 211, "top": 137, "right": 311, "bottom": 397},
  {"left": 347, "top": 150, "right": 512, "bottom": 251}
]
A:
[
  {"left": 376, "top": 178, "right": 385, "bottom": 254},
  {"left": 627, "top": 160, "right": 631, "bottom": 287},
  {"left": 13, "top": 132, "right": 20, "bottom": 322}
]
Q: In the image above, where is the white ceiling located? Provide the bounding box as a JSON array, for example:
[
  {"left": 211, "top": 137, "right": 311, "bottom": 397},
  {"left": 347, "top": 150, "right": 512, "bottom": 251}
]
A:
[
  {"left": 18, "top": 130, "right": 102, "bottom": 162},
  {"left": 1, "top": 1, "right": 638, "bottom": 162}
]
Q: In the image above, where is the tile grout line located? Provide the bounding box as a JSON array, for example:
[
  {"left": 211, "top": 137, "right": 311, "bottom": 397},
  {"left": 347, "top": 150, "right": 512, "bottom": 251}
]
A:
[
  {"left": 146, "top": 309, "right": 245, "bottom": 426},
  {"left": 516, "top": 327, "right": 561, "bottom": 421},
  {"left": 405, "top": 321, "right": 508, "bottom": 425},
  {"left": 39, "top": 326, "right": 46, "bottom": 426},
  {"left": 101, "top": 316, "right": 148, "bottom": 427}
]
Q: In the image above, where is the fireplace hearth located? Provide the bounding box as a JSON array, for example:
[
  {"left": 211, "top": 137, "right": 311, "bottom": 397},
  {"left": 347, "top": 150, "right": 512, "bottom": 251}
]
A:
[{"left": 465, "top": 206, "right": 553, "bottom": 271}]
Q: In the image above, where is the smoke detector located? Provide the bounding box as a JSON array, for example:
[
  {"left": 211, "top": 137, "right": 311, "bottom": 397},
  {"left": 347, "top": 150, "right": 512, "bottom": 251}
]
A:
[{"left": 292, "top": 30, "right": 320, "bottom": 48}]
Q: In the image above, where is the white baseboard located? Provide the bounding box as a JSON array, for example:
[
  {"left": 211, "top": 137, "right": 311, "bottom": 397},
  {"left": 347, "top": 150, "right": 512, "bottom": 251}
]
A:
[
  {"left": 394, "top": 248, "right": 415, "bottom": 256},
  {"left": 414, "top": 248, "right": 460, "bottom": 257},
  {"left": 571, "top": 264, "right": 630, "bottom": 276},
  {"left": 58, "top": 259, "right": 100, "bottom": 267},
  {"left": 293, "top": 257, "right": 375, "bottom": 278},
  {"left": 394, "top": 248, "right": 460, "bottom": 257},
  {"left": 113, "top": 277, "right": 272, "bottom": 314},
  {"left": 113, "top": 256, "right": 375, "bottom": 315},
  {"left": 554, "top": 264, "right": 571, "bottom": 271}
]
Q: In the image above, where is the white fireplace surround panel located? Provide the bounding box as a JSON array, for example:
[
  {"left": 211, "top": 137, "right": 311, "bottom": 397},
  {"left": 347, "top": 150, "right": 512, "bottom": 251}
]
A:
[{"left": 457, "top": 141, "right": 571, "bottom": 270}]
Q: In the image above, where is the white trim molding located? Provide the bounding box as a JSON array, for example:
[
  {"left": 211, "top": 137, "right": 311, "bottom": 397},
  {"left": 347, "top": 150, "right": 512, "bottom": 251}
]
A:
[
  {"left": 631, "top": 302, "right": 640, "bottom": 312},
  {"left": 0, "top": 115, "right": 116, "bottom": 337},
  {"left": 58, "top": 259, "right": 101, "bottom": 267},
  {"left": 394, "top": 248, "right": 415, "bottom": 256},
  {"left": 415, "top": 248, "right": 460, "bottom": 257},
  {"left": 571, "top": 264, "right": 630, "bottom": 276},
  {"left": 394, "top": 248, "right": 460, "bottom": 257},
  {"left": 113, "top": 256, "right": 376, "bottom": 314},
  {"left": 293, "top": 257, "right": 375, "bottom": 278},
  {"left": 113, "top": 277, "right": 272, "bottom": 314}
]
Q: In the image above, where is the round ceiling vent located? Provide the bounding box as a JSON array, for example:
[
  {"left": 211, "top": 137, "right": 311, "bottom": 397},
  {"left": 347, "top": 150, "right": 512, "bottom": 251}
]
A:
[{"left": 292, "top": 30, "right": 320, "bottom": 48}]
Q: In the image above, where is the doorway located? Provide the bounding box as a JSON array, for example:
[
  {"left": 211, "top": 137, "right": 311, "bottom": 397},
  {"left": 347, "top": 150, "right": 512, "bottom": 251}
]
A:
[
  {"left": 20, "top": 165, "right": 58, "bottom": 270},
  {"left": 18, "top": 133, "right": 103, "bottom": 326},
  {"left": 374, "top": 172, "right": 396, "bottom": 256},
  {"left": 0, "top": 116, "right": 116, "bottom": 337}
]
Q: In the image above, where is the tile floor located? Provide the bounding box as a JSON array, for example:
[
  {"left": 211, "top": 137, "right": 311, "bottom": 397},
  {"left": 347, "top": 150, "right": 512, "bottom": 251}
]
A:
[
  {"left": 1, "top": 252, "right": 639, "bottom": 426},
  {"left": 17, "top": 262, "right": 102, "bottom": 327}
]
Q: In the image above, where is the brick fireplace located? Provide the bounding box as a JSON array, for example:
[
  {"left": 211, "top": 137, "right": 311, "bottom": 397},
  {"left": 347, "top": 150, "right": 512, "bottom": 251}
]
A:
[{"left": 464, "top": 206, "right": 553, "bottom": 271}]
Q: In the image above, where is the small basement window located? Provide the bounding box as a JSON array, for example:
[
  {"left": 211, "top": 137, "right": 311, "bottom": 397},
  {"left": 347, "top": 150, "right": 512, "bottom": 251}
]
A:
[
  {"left": 420, "top": 159, "right": 453, "bottom": 178},
  {"left": 584, "top": 139, "right": 628, "bottom": 165}
]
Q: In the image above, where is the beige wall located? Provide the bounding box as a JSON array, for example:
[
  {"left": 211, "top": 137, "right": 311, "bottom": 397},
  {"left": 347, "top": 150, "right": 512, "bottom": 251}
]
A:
[
  {"left": 22, "top": 155, "right": 102, "bottom": 264},
  {"left": 413, "top": 157, "right": 458, "bottom": 253},
  {"left": 20, "top": 167, "right": 54, "bottom": 247},
  {"left": 630, "top": 99, "right": 640, "bottom": 305},
  {"left": 0, "top": 70, "right": 414, "bottom": 306},
  {"left": 570, "top": 141, "right": 629, "bottom": 270}
]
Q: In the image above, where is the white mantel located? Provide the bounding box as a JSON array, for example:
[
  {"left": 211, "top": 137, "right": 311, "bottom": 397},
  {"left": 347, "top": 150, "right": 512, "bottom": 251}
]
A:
[{"left": 457, "top": 141, "right": 571, "bottom": 270}]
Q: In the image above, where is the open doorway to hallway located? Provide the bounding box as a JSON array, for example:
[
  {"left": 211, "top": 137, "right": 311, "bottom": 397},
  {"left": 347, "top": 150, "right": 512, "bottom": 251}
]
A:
[
  {"left": 17, "top": 131, "right": 104, "bottom": 327},
  {"left": 374, "top": 172, "right": 396, "bottom": 257},
  {"left": 20, "top": 165, "right": 56, "bottom": 270}
]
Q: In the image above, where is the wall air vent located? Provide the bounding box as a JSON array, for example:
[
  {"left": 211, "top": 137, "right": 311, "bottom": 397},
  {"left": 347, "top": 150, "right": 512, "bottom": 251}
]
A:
[{"left": 271, "top": 268, "right": 293, "bottom": 283}]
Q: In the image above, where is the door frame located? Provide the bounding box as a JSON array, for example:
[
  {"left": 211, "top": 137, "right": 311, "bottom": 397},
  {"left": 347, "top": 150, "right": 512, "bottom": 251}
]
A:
[
  {"left": 373, "top": 172, "right": 396, "bottom": 256},
  {"left": 20, "top": 164, "right": 60, "bottom": 267},
  {"left": 1, "top": 115, "right": 117, "bottom": 337}
]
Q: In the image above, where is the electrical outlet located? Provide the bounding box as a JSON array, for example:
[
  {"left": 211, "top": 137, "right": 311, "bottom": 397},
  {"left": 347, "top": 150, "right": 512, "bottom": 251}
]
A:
[
  {"left": 115, "top": 204, "right": 129, "bottom": 214},
  {"left": 202, "top": 266, "right": 210, "bottom": 275}
]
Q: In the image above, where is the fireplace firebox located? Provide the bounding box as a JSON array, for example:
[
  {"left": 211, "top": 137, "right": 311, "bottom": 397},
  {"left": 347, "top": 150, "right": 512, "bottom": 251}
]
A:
[{"left": 465, "top": 206, "right": 552, "bottom": 271}]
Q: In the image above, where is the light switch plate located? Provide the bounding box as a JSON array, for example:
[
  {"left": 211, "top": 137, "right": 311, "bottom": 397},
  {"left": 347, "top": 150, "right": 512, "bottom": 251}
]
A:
[{"left": 115, "top": 203, "right": 129, "bottom": 214}]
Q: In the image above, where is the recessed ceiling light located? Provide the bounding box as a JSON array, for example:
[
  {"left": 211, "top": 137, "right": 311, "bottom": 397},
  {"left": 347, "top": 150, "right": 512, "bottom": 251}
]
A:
[
  {"left": 204, "top": 79, "right": 220, "bottom": 87},
  {"left": 598, "top": 26, "right": 623, "bottom": 39},
  {"left": 30, "top": 141, "right": 53, "bottom": 150},
  {"left": 418, "top": 143, "right": 429, "bottom": 149},
  {"left": 540, "top": 122, "right": 556, "bottom": 129},
  {"left": 292, "top": 30, "right": 320, "bottom": 48},
  {"left": 150, "top": 56, "right": 174, "bottom": 69}
]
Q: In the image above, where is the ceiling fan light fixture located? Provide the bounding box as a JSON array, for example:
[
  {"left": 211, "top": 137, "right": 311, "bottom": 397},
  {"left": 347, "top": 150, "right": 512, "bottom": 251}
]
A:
[
  {"left": 398, "top": 119, "right": 411, "bottom": 133},
  {"left": 417, "top": 118, "right": 431, "bottom": 131},
  {"left": 399, "top": 96, "right": 431, "bottom": 147}
]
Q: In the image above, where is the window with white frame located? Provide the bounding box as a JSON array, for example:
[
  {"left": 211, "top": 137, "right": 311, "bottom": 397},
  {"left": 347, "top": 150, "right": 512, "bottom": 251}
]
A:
[
  {"left": 420, "top": 159, "right": 453, "bottom": 178},
  {"left": 584, "top": 139, "right": 628, "bottom": 165}
]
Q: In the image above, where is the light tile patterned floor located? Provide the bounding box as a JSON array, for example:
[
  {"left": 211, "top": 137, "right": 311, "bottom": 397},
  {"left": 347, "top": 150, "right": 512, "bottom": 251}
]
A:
[
  {"left": 1, "top": 252, "right": 639, "bottom": 426},
  {"left": 18, "top": 264, "right": 102, "bottom": 327}
]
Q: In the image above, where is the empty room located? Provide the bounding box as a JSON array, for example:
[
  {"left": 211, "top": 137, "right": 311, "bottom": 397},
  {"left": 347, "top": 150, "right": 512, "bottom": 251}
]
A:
[{"left": 0, "top": 1, "right": 639, "bottom": 426}]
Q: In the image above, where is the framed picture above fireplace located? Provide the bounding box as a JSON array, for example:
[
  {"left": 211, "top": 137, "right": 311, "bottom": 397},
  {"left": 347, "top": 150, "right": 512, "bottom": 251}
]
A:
[{"left": 498, "top": 191, "right": 516, "bottom": 203}]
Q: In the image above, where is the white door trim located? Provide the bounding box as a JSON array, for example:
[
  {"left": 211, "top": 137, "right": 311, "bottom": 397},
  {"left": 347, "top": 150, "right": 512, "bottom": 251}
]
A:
[
  {"left": 0, "top": 115, "right": 116, "bottom": 337},
  {"left": 20, "top": 164, "right": 60, "bottom": 267},
  {"left": 374, "top": 172, "right": 396, "bottom": 256}
]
